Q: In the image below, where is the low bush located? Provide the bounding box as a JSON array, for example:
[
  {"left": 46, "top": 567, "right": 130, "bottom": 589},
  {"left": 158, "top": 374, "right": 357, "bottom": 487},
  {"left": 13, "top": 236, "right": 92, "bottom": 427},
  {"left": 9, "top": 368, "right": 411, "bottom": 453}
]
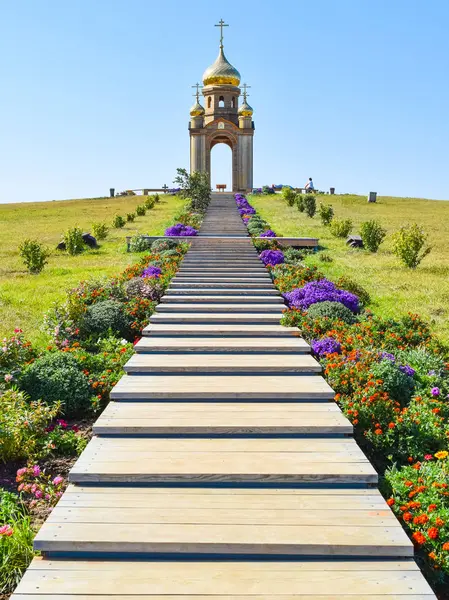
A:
[
  {"left": 112, "top": 215, "right": 125, "bottom": 228},
  {"left": 370, "top": 358, "right": 415, "bottom": 405},
  {"left": 144, "top": 196, "right": 155, "bottom": 209},
  {"left": 318, "top": 203, "right": 334, "bottom": 226},
  {"left": 392, "top": 223, "right": 431, "bottom": 268},
  {"left": 0, "top": 329, "right": 35, "bottom": 386},
  {"left": 283, "top": 247, "right": 303, "bottom": 264},
  {"left": 296, "top": 194, "right": 305, "bottom": 212},
  {"left": 18, "top": 239, "right": 50, "bottom": 274},
  {"left": 92, "top": 222, "right": 109, "bottom": 240},
  {"left": 282, "top": 187, "right": 296, "bottom": 207},
  {"left": 83, "top": 299, "right": 130, "bottom": 339},
  {"left": 306, "top": 301, "right": 357, "bottom": 324},
  {"left": 125, "top": 277, "right": 163, "bottom": 302},
  {"left": 129, "top": 235, "right": 152, "bottom": 252},
  {"left": 136, "top": 204, "right": 146, "bottom": 216},
  {"left": 360, "top": 220, "right": 386, "bottom": 252},
  {"left": 0, "top": 491, "right": 34, "bottom": 595},
  {"left": 336, "top": 276, "right": 371, "bottom": 306},
  {"left": 126, "top": 213, "right": 136, "bottom": 222},
  {"left": 303, "top": 195, "right": 317, "bottom": 218},
  {"left": 20, "top": 352, "right": 92, "bottom": 416},
  {"left": 63, "top": 227, "right": 84, "bottom": 255},
  {"left": 154, "top": 193, "right": 160, "bottom": 203},
  {"left": 319, "top": 252, "right": 333, "bottom": 263},
  {"left": 271, "top": 263, "right": 323, "bottom": 292},
  {"left": 151, "top": 238, "right": 179, "bottom": 252},
  {"left": 330, "top": 218, "right": 353, "bottom": 238}
]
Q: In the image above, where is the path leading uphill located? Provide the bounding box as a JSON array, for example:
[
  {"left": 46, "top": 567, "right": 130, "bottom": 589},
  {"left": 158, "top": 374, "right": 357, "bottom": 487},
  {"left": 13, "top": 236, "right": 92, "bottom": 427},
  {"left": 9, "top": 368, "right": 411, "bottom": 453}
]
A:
[{"left": 13, "top": 193, "right": 436, "bottom": 599}]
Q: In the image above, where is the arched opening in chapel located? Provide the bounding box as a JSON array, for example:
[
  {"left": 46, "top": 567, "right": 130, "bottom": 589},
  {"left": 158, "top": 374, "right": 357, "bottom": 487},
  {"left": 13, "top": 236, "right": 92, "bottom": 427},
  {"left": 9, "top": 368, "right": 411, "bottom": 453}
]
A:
[
  {"left": 210, "top": 142, "right": 233, "bottom": 191},
  {"left": 218, "top": 96, "right": 225, "bottom": 107}
]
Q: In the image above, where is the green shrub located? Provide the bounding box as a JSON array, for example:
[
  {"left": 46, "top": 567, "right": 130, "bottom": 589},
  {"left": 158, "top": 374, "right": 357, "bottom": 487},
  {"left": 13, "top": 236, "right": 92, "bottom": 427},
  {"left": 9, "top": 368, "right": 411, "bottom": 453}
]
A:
[
  {"left": 319, "top": 252, "right": 333, "bottom": 263},
  {"left": 303, "top": 195, "right": 316, "bottom": 218},
  {"left": 360, "top": 220, "right": 386, "bottom": 252},
  {"left": 306, "top": 301, "right": 357, "bottom": 324},
  {"left": 330, "top": 218, "right": 353, "bottom": 238},
  {"left": 64, "top": 227, "right": 84, "bottom": 255},
  {"left": 136, "top": 204, "right": 146, "bottom": 216},
  {"left": 154, "top": 193, "right": 160, "bottom": 203},
  {"left": 112, "top": 215, "right": 126, "bottom": 228},
  {"left": 0, "top": 491, "right": 34, "bottom": 595},
  {"left": 283, "top": 247, "right": 303, "bottom": 264},
  {"left": 20, "top": 352, "right": 91, "bottom": 417},
  {"left": 129, "top": 235, "right": 151, "bottom": 252},
  {"left": 0, "top": 389, "right": 59, "bottom": 462},
  {"left": 151, "top": 238, "right": 179, "bottom": 252},
  {"left": 144, "top": 196, "right": 155, "bottom": 209},
  {"left": 83, "top": 299, "right": 130, "bottom": 339},
  {"left": 370, "top": 359, "right": 415, "bottom": 404},
  {"left": 318, "top": 203, "right": 334, "bottom": 226},
  {"left": 126, "top": 213, "right": 136, "bottom": 222},
  {"left": 282, "top": 187, "right": 296, "bottom": 207},
  {"left": 247, "top": 215, "right": 270, "bottom": 236},
  {"left": 336, "top": 276, "right": 371, "bottom": 306},
  {"left": 296, "top": 194, "right": 305, "bottom": 212},
  {"left": 18, "top": 239, "right": 50, "bottom": 274},
  {"left": 174, "top": 168, "right": 211, "bottom": 212},
  {"left": 92, "top": 222, "right": 109, "bottom": 240},
  {"left": 392, "top": 223, "right": 431, "bottom": 268}
]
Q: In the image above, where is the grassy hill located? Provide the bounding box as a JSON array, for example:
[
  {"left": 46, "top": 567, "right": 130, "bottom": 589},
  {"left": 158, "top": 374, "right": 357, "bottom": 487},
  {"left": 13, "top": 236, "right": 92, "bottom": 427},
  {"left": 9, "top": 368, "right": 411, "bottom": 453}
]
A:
[
  {"left": 0, "top": 194, "right": 184, "bottom": 346},
  {"left": 250, "top": 193, "right": 449, "bottom": 343}
]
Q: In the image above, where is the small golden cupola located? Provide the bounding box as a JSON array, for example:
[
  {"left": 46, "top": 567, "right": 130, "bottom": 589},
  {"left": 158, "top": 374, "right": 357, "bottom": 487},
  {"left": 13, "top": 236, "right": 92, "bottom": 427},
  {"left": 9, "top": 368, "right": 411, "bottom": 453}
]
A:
[{"left": 239, "top": 83, "right": 253, "bottom": 120}]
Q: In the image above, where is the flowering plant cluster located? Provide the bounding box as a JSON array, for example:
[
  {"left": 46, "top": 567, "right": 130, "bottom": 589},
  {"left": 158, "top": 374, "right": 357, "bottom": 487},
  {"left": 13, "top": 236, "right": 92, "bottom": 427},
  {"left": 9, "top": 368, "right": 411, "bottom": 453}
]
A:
[
  {"left": 164, "top": 223, "right": 198, "bottom": 236},
  {"left": 16, "top": 465, "right": 65, "bottom": 508},
  {"left": 141, "top": 265, "right": 162, "bottom": 279},
  {"left": 284, "top": 279, "right": 360, "bottom": 313},
  {"left": 0, "top": 329, "right": 35, "bottom": 387},
  {"left": 259, "top": 249, "right": 285, "bottom": 266}
]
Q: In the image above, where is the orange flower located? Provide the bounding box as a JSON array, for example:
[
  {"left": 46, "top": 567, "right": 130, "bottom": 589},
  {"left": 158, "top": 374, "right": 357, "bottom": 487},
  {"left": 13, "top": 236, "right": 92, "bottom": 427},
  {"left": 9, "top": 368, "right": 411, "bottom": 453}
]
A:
[
  {"left": 435, "top": 518, "right": 445, "bottom": 527},
  {"left": 428, "top": 552, "right": 437, "bottom": 561},
  {"left": 403, "top": 512, "right": 412, "bottom": 522},
  {"left": 428, "top": 504, "right": 437, "bottom": 512},
  {"left": 387, "top": 498, "right": 395, "bottom": 507},
  {"left": 413, "top": 514, "right": 429, "bottom": 525},
  {"left": 412, "top": 531, "right": 426, "bottom": 545},
  {"left": 388, "top": 422, "right": 395, "bottom": 429},
  {"left": 442, "top": 542, "right": 449, "bottom": 551},
  {"left": 374, "top": 428, "right": 382, "bottom": 435},
  {"left": 427, "top": 527, "right": 439, "bottom": 540}
]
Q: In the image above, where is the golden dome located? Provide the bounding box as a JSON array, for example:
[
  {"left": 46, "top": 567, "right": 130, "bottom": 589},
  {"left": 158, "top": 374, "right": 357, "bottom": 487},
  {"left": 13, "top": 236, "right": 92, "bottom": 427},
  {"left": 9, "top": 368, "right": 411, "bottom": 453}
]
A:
[
  {"left": 190, "top": 101, "right": 205, "bottom": 117},
  {"left": 238, "top": 100, "right": 253, "bottom": 117},
  {"left": 202, "top": 47, "right": 241, "bottom": 87}
]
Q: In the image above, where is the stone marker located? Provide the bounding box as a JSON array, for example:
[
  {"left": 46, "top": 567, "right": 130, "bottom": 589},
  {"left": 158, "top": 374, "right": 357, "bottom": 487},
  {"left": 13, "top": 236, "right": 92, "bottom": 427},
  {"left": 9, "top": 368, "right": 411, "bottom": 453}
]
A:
[{"left": 368, "top": 192, "right": 377, "bottom": 203}]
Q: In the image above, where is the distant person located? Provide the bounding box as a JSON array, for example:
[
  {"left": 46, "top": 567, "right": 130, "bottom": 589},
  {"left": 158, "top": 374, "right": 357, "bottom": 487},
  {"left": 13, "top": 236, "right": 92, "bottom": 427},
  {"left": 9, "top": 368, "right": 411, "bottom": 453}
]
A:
[{"left": 305, "top": 177, "right": 314, "bottom": 193}]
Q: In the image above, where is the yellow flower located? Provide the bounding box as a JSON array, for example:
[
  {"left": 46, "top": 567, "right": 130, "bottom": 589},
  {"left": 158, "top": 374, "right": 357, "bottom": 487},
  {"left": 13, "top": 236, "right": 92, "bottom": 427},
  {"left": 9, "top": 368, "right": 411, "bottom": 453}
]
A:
[{"left": 434, "top": 450, "right": 449, "bottom": 460}]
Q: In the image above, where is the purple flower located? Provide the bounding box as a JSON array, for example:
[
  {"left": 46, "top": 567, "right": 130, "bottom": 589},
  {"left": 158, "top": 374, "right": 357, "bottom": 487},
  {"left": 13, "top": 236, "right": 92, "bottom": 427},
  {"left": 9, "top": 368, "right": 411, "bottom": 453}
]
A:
[
  {"left": 431, "top": 387, "right": 440, "bottom": 397},
  {"left": 311, "top": 337, "right": 342, "bottom": 357},
  {"left": 260, "top": 230, "right": 277, "bottom": 238},
  {"left": 399, "top": 365, "right": 415, "bottom": 377},
  {"left": 259, "top": 249, "right": 285, "bottom": 266},
  {"left": 283, "top": 279, "right": 360, "bottom": 313},
  {"left": 164, "top": 223, "right": 198, "bottom": 237},
  {"left": 381, "top": 352, "right": 395, "bottom": 362},
  {"left": 141, "top": 265, "right": 162, "bottom": 279},
  {"left": 428, "top": 370, "right": 436, "bottom": 376},
  {"left": 32, "top": 465, "right": 41, "bottom": 477}
]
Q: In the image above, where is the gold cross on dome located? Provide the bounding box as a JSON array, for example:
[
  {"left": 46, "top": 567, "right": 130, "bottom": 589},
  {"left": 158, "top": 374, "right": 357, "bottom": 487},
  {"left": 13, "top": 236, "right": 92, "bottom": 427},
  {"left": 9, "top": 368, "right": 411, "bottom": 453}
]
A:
[
  {"left": 191, "top": 82, "right": 203, "bottom": 102},
  {"left": 242, "top": 83, "right": 251, "bottom": 101},
  {"left": 215, "top": 19, "right": 229, "bottom": 48}
]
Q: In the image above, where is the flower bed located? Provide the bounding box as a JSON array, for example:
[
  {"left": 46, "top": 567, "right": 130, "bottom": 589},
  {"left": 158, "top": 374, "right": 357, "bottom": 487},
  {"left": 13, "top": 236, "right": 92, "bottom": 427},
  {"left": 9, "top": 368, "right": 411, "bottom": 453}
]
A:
[
  {"left": 0, "top": 237, "right": 189, "bottom": 596},
  {"left": 235, "top": 192, "right": 449, "bottom": 592}
]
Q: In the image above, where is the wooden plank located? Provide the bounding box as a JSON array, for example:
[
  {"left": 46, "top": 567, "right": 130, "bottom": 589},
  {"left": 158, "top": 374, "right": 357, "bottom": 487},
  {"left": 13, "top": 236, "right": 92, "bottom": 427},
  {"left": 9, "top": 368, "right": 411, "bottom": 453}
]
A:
[
  {"left": 14, "top": 559, "right": 435, "bottom": 597},
  {"left": 70, "top": 437, "right": 377, "bottom": 484},
  {"left": 160, "top": 295, "right": 284, "bottom": 303},
  {"left": 142, "top": 323, "right": 300, "bottom": 336},
  {"left": 149, "top": 313, "right": 283, "bottom": 324},
  {"left": 110, "top": 374, "right": 334, "bottom": 400},
  {"left": 93, "top": 401, "right": 351, "bottom": 435},
  {"left": 155, "top": 303, "right": 285, "bottom": 313},
  {"left": 123, "top": 353, "right": 320, "bottom": 373},
  {"left": 135, "top": 336, "right": 310, "bottom": 353}
]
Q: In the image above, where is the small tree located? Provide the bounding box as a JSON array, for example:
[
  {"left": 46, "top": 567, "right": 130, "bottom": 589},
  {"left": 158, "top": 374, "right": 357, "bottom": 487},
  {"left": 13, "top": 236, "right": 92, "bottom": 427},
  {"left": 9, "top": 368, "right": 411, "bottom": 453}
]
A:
[
  {"left": 330, "top": 218, "right": 353, "bottom": 238},
  {"left": 360, "top": 220, "right": 386, "bottom": 252},
  {"left": 19, "top": 239, "right": 50, "bottom": 273},
  {"left": 303, "top": 195, "right": 316, "bottom": 218},
  {"left": 281, "top": 187, "right": 296, "bottom": 206},
  {"left": 318, "top": 203, "right": 334, "bottom": 226},
  {"left": 392, "top": 223, "right": 431, "bottom": 268},
  {"left": 64, "top": 227, "right": 84, "bottom": 255},
  {"left": 174, "top": 168, "right": 211, "bottom": 212},
  {"left": 296, "top": 194, "right": 305, "bottom": 212}
]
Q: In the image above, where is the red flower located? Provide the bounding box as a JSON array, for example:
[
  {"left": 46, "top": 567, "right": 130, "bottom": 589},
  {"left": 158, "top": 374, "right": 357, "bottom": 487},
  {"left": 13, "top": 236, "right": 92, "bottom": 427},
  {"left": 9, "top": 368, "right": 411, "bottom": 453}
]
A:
[
  {"left": 387, "top": 498, "right": 395, "bottom": 507},
  {"left": 412, "top": 531, "right": 426, "bottom": 546},
  {"left": 427, "top": 527, "right": 439, "bottom": 540}
]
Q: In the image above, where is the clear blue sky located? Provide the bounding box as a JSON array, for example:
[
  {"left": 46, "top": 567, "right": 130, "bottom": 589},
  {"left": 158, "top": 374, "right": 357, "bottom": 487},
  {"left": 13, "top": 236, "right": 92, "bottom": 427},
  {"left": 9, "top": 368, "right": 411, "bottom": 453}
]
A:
[{"left": 1, "top": 0, "right": 448, "bottom": 203}]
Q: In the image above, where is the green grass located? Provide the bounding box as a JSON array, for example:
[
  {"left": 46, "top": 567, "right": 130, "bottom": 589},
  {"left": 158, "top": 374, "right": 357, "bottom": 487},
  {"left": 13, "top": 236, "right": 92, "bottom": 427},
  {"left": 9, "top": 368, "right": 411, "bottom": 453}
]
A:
[
  {"left": 250, "top": 193, "right": 449, "bottom": 343},
  {"left": 0, "top": 194, "right": 184, "bottom": 346}
]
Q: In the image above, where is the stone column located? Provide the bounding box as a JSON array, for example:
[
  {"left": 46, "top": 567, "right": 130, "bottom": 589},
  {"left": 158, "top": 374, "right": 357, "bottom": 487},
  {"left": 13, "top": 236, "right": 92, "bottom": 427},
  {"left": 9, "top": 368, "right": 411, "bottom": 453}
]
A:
[
  {"left": 237, "top": 135, "right": 253, "bottom": 192},
  {"left": 190, "top": 132, "right": 207, "bottom": 175}
]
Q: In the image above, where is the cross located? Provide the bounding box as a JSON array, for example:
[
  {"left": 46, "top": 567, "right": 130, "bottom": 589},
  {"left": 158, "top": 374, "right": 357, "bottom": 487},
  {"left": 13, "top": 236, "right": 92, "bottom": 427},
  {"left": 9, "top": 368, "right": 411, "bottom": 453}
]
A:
[
  {"left": 191, "top": 82, "right": 203, "bottom": 102},
  {"left": 162, "top": 184, "right": 168, "bottom": 193},
  {"left": 242, "top": 83, "right": 251, "bottom": 102},
  {"left": 215, "top": 19, "right": 229, "bottom": 48}
]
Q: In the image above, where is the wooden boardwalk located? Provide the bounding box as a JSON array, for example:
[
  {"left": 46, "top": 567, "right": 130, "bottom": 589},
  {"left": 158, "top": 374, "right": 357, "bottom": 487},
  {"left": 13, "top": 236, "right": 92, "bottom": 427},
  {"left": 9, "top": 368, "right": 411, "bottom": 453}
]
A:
[{"left": 12, "top": 193, "right": 436, "bottom": 599}]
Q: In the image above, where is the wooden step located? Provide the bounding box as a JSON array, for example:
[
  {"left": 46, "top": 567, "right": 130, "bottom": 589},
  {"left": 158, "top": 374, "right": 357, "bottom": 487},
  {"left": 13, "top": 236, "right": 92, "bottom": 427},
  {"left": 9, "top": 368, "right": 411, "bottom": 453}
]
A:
[
  {"left": 135, "top": 336, "right": 310, "bottom": 353},
  {"left": 166, "top": 287, "right": 280, "bottom": 295},
  {"left": 149, "top": 313, "right": 282, "bottom": 324},
  {"left": 124, "top": 353, "right": 318, "bottom": 373},
  {"left": 110, "top": 374, "right": 334, "bottom": 401},
  {"left": 142, "top": 323, "right": 298, "bottom": 336},
  {"left": 156, "top": 303, "right": 284, "bottom": 313},
  {"left": 13, "top": 557, "right": 435, "bottom": 598},
  {"left": 69, "top": 437, "right": 377, "bottom": 485},
  {"left": 170, "top": 281, "right": 275, "bottom": 288},
  {"left": 34, "top": 485, "right": 411, "bottom": 557},
  {"left": 94, "top": 400, "right": 350, "bottom": 435},
  {"left": 160, "top": 295, "right": 283, "bottom": 303}
]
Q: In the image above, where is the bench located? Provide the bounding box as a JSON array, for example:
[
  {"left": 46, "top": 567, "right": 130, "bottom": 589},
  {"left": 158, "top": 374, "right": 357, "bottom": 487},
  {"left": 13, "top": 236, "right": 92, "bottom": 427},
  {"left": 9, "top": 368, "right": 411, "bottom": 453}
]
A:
[{"left": 216, "top": 184, "right": 227, "bottom": 192}]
